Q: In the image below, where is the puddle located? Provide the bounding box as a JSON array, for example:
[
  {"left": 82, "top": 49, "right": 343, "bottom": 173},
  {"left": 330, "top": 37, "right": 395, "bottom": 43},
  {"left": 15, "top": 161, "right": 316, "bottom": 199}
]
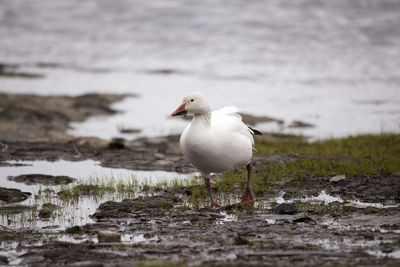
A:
[
  {"left": 218, "top": 211, "right": 237, "bottom": 225},
  {"left": 273, "top": 190, "right": 399, "bottom": 209},
  {"left": 1, "top": 160, "right": 197, "bottom": 191},
  {"left": 56, "top": 234, "right": 98, "bottom": 244},
  {"left": 367, "top": 250, "right": 400, "bottom": 259},
  {"left": 121, "top": 233, "right": 158, "bottom": 244},
  {"left": 0, "top": 160, "right": 198, "bottom": 230}
]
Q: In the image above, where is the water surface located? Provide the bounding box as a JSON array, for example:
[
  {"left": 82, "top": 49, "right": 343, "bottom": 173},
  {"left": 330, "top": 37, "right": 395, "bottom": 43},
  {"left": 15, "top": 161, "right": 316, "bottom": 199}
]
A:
[{"left": 1, "top": 0, "right": 399, "bottom": 139}]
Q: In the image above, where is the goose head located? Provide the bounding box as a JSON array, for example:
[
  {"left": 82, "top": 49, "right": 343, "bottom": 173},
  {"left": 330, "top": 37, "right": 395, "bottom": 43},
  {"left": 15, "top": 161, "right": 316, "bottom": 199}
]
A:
[{"left": 171, "top": 92, "right": 211, "bottom": 116}]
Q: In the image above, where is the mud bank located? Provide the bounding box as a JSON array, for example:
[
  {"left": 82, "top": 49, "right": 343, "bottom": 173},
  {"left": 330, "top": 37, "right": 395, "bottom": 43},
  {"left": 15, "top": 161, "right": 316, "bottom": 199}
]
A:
[
  {"left": 1, "top": 189, "right": 399, "bottom": 266},
  {"left": 0, "top": 93, "right": 131, "bottom": 142},
  {"left": 1, "top": 92, "right": 399, "bottom": 266}
]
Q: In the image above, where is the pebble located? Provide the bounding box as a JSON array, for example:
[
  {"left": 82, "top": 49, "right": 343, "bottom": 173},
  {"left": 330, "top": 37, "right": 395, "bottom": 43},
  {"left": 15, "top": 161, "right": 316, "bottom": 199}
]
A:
[
  {"left": 329, "top": 175, "right": 346, "bottom": 183},
  {"left": 272, "top": 203, "right": 297, "bottom": 215}
]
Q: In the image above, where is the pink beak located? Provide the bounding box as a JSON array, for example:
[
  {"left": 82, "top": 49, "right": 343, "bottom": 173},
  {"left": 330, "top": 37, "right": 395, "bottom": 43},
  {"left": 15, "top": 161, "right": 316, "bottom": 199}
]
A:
[{"left": 171, "top": 103, "right": 187, "bottom": 116}]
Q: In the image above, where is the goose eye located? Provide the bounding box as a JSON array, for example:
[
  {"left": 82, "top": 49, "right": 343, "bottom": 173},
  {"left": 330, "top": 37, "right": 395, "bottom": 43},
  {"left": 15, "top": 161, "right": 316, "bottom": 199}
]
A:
[{"left": 190, "top": 99, "right": 194, "bottom": 102}]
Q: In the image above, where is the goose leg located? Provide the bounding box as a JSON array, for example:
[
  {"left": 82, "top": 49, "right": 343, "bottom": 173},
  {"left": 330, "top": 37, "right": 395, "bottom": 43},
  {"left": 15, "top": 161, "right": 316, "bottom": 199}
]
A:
[
  {"left": 240, "top": 162, "right": 254, "bottom": 206},
  {"left": 204, "top": 175, "right": 221, "bottom": 208}
]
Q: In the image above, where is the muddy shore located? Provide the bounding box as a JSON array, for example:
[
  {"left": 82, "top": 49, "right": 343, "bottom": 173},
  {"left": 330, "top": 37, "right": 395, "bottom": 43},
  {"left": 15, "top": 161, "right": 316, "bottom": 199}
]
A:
[{"left": 0, "top": 93, "right": 399, "bottom": 266}]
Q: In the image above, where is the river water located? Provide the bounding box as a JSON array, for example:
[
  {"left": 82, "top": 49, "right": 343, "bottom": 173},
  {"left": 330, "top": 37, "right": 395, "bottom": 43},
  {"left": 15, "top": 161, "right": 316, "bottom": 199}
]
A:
[{"left": 1, "top": 0, "right": 399, "bottom": 139}]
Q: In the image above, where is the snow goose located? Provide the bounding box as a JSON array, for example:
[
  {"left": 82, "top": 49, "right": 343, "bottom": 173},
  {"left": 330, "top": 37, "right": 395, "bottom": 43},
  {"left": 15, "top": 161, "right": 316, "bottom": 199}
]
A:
[{"left": 171, "top": 92, "right": 261, "bottom": 208}]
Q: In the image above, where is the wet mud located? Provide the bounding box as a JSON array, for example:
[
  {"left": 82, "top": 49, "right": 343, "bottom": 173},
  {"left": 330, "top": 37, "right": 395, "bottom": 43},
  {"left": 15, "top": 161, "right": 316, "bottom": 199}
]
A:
[
  {"left": 0, "top": 188, "right": 31, "bottom": 204},
  {"left": 2, "top": 188, "right": 399, "bottom": 266},
  {"left": 0, "top": 92, "right": 399, "bottom": 266},
  {"left": 8, "top": 174, "right": 76, "bottom": 186},
  {"left": 0, "top": 93, "right": 131, "bottom": 142}
]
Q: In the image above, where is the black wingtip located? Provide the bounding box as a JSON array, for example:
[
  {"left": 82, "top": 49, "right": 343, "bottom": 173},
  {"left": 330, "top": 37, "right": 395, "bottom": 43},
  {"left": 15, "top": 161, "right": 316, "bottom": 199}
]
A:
[{"left": 248, "top": 126, "right": 262, "bottom": 135}]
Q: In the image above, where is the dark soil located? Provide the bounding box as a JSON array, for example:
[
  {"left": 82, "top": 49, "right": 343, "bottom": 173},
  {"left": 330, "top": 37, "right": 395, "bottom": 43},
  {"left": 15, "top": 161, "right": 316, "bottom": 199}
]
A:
[
  {"left": 6, "top": 190, "right": 400, "bottom": 266},
  {"left": 0, "top": 92, "right": 399, "bottom": 266},
  {"left": 0, "top": 93, "right": 131, "bottom": 142},
  {"left": 279, "top": 173, "right": 400, "bottom": 205},
  {"left": 0, "top": 187, "right": 31, "bottom": 203},
  {"left": 8, "top": 174, "right": 76, "bottom": 186}
]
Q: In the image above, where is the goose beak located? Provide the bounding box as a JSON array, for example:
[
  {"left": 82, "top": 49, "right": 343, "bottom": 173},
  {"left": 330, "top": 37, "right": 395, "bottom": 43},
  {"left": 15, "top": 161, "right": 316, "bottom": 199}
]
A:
[{"left": 171, "top": 103, "right": 187, "bottom": 116}]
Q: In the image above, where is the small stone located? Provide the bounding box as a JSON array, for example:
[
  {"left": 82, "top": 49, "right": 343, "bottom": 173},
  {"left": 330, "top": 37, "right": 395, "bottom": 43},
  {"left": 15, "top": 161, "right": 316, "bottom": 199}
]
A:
[
  {"left": 292, "top": 212, "right": 313, "bottom": 223},
  {"left": 97, "top": 230, "right": 121, "bottom": 243},
  {"left": 272, "top": 203, "right": 297, "bottom": 215},
  {"left": 154, "top": 160, "right": 171, "bottom": 166},
  {"left": 226, "top": 253, "right": 237, "bottom": 261},
  {"left": 154, "top": 153, "right": 165, "bottom": 159},
  {"left": 108, "top": 138, "right": 125, "bottom": 149},
  {"left": 329, "top": 175, "right": 346, "bottom": 183},
  {"left": 234, "top": 234, "right": 250, "bottom": 245}
]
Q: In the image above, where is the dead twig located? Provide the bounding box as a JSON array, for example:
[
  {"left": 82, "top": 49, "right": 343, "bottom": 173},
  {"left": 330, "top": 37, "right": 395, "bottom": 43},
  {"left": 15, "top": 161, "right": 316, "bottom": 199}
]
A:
[{"left": 72, "top": 144, "right": 82, "bottom": 157}]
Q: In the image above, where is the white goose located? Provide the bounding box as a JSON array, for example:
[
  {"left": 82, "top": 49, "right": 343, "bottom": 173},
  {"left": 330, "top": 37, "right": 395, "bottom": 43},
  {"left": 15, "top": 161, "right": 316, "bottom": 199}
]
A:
[{"left": 171, "top": 92, "right": 261, "bottom": 208}]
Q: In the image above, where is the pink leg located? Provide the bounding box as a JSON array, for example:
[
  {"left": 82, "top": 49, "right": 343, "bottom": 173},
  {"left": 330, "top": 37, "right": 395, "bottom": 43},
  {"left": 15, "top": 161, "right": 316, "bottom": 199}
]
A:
[
  {"left": 240, "top": 162, "right": 254, "bottom": 206},
  {"left": 205, "top": 176, "right": 221, "bottom": 208}
]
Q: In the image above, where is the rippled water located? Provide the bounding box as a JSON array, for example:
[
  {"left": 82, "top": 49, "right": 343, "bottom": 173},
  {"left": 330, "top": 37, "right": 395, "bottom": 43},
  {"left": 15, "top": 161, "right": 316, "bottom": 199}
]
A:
[{"left": 1, "top": 0, "right": 399, "bottom": 139}]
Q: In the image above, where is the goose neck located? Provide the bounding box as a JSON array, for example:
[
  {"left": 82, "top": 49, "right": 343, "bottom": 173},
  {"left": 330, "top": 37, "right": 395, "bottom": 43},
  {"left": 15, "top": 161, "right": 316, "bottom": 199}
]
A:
[{"left": 193, "top": 111, "right": 211, "bottom": 127}]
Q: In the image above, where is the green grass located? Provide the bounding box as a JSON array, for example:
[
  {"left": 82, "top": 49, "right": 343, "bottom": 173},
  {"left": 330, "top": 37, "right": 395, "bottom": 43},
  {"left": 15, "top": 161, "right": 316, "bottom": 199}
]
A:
[
  {"left": 256, "top": 133, "right": 400, "bottom": 177},
  {"left": 202, "top": 134, "right": 400, "bottom": 201},
  {"left": 255, "top": 133, "right": 400, "bottom": 159}
]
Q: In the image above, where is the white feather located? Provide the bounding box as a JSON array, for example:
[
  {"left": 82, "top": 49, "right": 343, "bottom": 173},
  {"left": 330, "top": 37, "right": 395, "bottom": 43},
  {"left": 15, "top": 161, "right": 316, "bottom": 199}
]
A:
[{"left": 180, "top": 101, "right": 254, "bottom": 174}]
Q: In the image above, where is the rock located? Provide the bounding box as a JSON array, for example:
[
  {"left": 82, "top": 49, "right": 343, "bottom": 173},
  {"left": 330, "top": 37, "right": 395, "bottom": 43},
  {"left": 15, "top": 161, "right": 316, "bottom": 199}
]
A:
[
  {"left": 0, "top": 187, "right": 31, "bottom": 203},
  {"left": 154, "top": 160, "right": 172, "bottom": 166},
  {"left": 8, "top": 174, "right": 76, "bottom": 185},
  {"left": 272, "top": 203, "right": 297, "bottom": 215},
  {"left": 329, "top": 174, "right": 346, "bottom": 183},
  {"left": 75, "top": 137, "right": 110, "bottom": 149},
  {"left": 97, "top": 230, "right": 121, "bottom": 243},
  {"left": 92, "top": 195, "right": 180, "bottom": 219},
  {"left": 108, "top": 138, "right": 125, "bottom": 149},
  {"left": 292, "top": 212, "right": 314, "bottom": 223},
  {"left": 234, "top": 234, "right": 250, "bottom": 245}
]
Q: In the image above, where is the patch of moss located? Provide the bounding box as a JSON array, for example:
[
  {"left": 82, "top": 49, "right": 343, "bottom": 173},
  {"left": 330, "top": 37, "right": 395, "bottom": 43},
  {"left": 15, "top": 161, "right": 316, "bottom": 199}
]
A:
[{"left": 212, "top": 134, "right": 400, "bottom": 199}]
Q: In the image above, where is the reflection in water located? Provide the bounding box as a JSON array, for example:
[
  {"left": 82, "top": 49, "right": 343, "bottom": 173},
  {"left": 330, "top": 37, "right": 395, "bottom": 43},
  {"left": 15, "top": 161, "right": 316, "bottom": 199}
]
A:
[{"left": 0, "top": 160, "right": 197, "bottom": 230}]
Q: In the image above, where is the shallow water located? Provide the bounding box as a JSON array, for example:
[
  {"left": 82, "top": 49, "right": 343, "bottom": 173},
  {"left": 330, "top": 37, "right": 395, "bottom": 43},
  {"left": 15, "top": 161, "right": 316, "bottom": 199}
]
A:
[
  {"left": 274, "top": 190, "right": 400, "bottom": 208},
  {"left": 1, "top": 159, "right": 197, "bottom": 191},
  {"left": 0, "top": 160, "right": 197, "bottom": 230},
  {"left": 1, "top": 0, "right": 399, "bottom": 139}
]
